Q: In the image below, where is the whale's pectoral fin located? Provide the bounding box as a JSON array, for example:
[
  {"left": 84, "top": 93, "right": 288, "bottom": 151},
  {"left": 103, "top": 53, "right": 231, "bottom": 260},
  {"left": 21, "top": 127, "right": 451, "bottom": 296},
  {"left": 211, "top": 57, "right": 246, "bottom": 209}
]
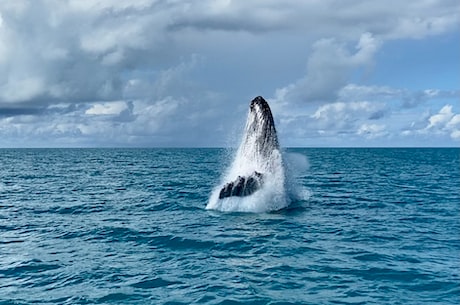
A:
[{"left": 218, "top": 172, "right": 263, "bottom": 199}]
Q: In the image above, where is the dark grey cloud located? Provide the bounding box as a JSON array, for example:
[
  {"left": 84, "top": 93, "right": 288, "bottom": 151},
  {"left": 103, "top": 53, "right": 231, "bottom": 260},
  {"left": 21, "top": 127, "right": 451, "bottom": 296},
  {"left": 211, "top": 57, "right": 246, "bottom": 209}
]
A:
[
  {"left": 368, "top": 110, "right": 386, "bottom": 120},
  {"left": 0, "top": 107, "right": 43, "bottom": 117}
]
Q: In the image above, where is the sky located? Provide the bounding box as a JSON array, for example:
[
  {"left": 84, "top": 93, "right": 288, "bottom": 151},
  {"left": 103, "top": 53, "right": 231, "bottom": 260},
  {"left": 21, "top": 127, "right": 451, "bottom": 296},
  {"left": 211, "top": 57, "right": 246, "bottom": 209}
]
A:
[{"left": 0, "top": 0, "right": 459, "bottom": 148}]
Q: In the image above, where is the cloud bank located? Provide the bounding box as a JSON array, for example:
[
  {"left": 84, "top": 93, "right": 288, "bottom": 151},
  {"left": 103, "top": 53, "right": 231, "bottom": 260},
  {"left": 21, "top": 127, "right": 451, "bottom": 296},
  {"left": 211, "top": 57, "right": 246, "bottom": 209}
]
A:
[{"left": 0, "top": 0, "right": 459, "bottom": 147}]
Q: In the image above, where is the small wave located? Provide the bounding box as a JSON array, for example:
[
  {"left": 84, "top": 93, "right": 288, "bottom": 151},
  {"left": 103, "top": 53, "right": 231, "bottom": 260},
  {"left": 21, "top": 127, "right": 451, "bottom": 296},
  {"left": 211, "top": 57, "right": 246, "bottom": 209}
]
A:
[
  {"left": 0, "top": 259, "right": 60, "bottom": 277},
  {"left": 131, "top": 277, "right": 182, "bottom": 289},
  {"left": 148, "top": 235, "right": 217, "bottom": 251},
  {"left": 97, "top": 292, "right": 144, "bottom": 303}
]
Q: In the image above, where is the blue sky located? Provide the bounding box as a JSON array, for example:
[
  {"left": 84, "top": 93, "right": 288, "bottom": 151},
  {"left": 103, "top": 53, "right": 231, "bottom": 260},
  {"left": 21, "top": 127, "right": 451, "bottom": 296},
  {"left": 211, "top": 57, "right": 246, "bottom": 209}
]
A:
[{"left": 0, "top": 0, "right": 459, "bottom": 147}]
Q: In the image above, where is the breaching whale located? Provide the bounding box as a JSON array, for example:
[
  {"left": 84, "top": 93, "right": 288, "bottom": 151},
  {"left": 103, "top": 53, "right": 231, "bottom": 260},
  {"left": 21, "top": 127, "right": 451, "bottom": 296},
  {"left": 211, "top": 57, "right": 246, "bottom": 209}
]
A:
[{"left": 218, "top": 96, "right": 280, "bottom": 199}]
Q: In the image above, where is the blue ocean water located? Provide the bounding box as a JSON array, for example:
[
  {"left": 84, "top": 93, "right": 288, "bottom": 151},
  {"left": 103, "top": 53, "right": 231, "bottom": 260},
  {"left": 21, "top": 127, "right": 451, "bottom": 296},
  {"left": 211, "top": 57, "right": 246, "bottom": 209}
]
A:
[{"left": 0, "top": 148, "right": 459, "bottom": 305}]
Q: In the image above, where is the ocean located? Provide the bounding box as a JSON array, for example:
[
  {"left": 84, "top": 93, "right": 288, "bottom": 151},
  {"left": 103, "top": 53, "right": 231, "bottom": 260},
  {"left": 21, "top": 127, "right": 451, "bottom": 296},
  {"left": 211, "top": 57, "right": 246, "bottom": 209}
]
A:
[{"left": 0, "top": 148, "right": 459, "bottom": 304}]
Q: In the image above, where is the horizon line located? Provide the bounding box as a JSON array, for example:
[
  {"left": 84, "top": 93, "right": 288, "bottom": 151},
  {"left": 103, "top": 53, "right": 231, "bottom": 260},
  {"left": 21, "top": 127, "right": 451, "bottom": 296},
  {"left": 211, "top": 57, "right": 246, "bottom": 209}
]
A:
[{"left": 0, "top": 146, "right": 458, "bottom": 149}]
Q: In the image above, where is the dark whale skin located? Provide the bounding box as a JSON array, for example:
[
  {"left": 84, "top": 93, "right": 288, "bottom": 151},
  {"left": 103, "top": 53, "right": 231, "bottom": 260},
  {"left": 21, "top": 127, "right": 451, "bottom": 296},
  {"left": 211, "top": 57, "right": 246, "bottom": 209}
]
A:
[{"left": 218, "top": 172, "right": 263, "bottom": 199}]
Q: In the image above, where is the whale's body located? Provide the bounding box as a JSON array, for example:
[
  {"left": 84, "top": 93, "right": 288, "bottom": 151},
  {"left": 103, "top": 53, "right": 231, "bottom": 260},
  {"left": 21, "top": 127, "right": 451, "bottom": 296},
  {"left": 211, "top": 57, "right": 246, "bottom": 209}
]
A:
[
  {"left": 217, "top": 96, "right": 280, "bottom": 199},
  {"left": 207, "top": 95, "right": 306, "bottom": 212}
]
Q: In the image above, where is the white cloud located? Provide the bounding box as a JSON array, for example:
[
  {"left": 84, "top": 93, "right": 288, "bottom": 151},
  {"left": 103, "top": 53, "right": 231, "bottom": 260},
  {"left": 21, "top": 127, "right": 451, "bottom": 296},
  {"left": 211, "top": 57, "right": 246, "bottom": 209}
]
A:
[
  {"left": 79, "top": 19, "right": 149, "bottom": 55},
  {"left": 68, "top": 0, "right": 154, "bottom": 13},
  {"left": 170, "top": 0, "right": 459, "bottom": 39},
  {"left": 357, "top": 123, "right": 387, "bottom": 139},
  {"left": 85, "top": 101, "right": 129, "bottom": 115},
  {"left": 0, "top": 0, "right": 459, "bottom": 147},
  {"left": 339, "top": 84, "right": 402, "bottom": 101},
  {"left": 271, "top": 32, "right": 381, "bottom": 108},
  {"left": 451, "top": 130, "right": 460, "bottom": 140},
  {"left": 311, "top": 101, "right": 387, "bottom": 132},
  {"left": 313, "top": 101, "right": 382, "bottom": 122},
  {"left": 270, "top": 100, "right": 390, "bottom": 146},
  {"left": 339, "top": 85, "right": 460, "bottom": 108},
  {"left": 1, "top": 0, "right": 458, "bottom": 105},
  {"left": 389, "top": 10, "right": 459, "bottom": 39},
  {"left": 0, "top": 77, "right": 45, "bottom": 103},
  {"left": 425, "top": 105, "right": 460, "bottom": 140},
  {"left": 447, "top": 114, "right": 460, "bottom": 128},
  {"left": 401, "top": 104, "right": 460, "bottom": 141},
  {"left": 427, "top": 104, "right": 454, "bottom": 129}
]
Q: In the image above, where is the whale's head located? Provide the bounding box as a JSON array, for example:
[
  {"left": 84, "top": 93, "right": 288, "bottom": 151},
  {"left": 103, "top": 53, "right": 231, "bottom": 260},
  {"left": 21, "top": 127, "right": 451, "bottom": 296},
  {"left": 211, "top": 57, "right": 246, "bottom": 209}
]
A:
[{"left": 242, "top": 96, "right": 279, "bottom": 158}]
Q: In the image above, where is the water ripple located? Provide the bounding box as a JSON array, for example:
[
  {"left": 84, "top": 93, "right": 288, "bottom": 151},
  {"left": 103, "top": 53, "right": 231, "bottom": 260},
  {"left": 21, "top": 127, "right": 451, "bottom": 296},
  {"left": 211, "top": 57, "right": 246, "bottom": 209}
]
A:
[{"left": 0, "top": 148, "right": 458, "bottom": 304}]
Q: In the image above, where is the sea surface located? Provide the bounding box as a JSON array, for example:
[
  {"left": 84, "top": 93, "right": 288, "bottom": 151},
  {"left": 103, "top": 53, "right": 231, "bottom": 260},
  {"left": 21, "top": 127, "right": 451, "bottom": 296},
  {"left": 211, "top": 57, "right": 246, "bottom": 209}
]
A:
[{"left": 0, "top": 148, "right": 459, "bottom": 305}]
